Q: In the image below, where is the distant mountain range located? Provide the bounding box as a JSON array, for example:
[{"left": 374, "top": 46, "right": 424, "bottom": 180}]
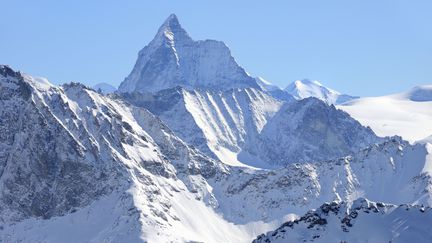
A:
[{"left": 1, "top": 14, "right": 431, "bottom": 243}]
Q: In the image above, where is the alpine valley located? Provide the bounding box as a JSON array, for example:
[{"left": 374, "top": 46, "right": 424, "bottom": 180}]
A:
[{"left": 1, "top": 14, "right": 431, "bottom": 243}]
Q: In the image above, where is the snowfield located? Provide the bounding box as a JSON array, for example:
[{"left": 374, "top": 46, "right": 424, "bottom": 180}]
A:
[{"left": 339, "top": 85, "right": 432, "bottom": 143}]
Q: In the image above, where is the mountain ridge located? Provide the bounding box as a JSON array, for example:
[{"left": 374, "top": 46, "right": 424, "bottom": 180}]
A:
[
  {"left": 2, "top": 65, "right": 431, "bottom": 242},
  {"left": 253, "top": 198, "right": 432, "bottom": 243}
]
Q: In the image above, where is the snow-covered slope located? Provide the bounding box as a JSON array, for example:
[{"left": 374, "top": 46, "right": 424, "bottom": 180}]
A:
[
  {"left": 255, "top": 77, "right": 280, "bottom": 92},
  {"left": 0, "top": 66, "right": 239, "bottom": 242},
  {"left": 214, "top": 137, "right": 432, "bottom": 224},
  {"left": 249, "top": 97, "right": 380, "bottom": 165},
  {"left": 122, "top": 90, "right": 379, "bottom": 167},
  {"left": 2, "top": 66, "right": 432, "bottom": 242},
  {"left": 118, "top": 14, "right": 259, "bottom": 93},
  {"left": 339, "top": 85, "right": 432, "bottom": 143},
  {"left": 285, "top": 79, "right": 358, "bottom": 105},
  {"left": 253, "top": 198, "right": 432, "bottom": 243},
  {"left": 121, "top": 87, "right": 284, "bottom": 168},
  {"left": 93, "top": 82, "right": 117, "bottom": 94}
]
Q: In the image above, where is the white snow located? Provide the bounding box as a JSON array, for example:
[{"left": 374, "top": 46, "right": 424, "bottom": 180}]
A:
[
  {"left": 0, "top": 193, "right": 144, "bottom": 243},
  {"left": 255, "top": 77, "right": 281, "bottom": 92},
  {"left": 22, "top": 73, "right": 53, "bottom": 91},
  {"left": 285, "top": 79, "right": 357, "bottom": 105},
  {"left": 339, "top": 86, "right": 432, "bottom": 143},
  {"left": 180, "top": 88, "right": 283, "bottom": 167}
]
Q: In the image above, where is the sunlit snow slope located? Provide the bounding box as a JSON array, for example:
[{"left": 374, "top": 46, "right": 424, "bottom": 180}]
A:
[
  {"left": 339, "top": 85, "right": 432, "bottom": 143},
  {"left": 285, "top": 79, "right": 358, "bottom": 105}
]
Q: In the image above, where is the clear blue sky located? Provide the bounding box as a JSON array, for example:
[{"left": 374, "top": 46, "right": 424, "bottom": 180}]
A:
[{"left": 1, "top": 0, "right": 431, "bottom": 96}]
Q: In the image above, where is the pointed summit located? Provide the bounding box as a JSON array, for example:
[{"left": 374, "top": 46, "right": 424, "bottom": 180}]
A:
[
  {"left": 118, "top": 14, "right": 259, "bottom": 93},
  {"left": 155, "top": 14, "right": 191, "bottom": 44},
  {"left": 161, "top": 14, "right": 180, "bottom": 29}
]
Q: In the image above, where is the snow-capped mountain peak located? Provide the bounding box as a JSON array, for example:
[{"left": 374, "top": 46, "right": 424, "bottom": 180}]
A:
[
  {"left": 285, "top": 79, "right": 330, "bottom": 96},
  {"left": 160, "top": 13, "right": 181, "bottom": 30},
  {"left": 154, "top": 13, "right": 192, "bottom": 47},
  {"left": 285, "top": 79, "right": 357, "bottom": 105},
  {"left": 118, "top": 14, "right": 260, "bottom": 93}
]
